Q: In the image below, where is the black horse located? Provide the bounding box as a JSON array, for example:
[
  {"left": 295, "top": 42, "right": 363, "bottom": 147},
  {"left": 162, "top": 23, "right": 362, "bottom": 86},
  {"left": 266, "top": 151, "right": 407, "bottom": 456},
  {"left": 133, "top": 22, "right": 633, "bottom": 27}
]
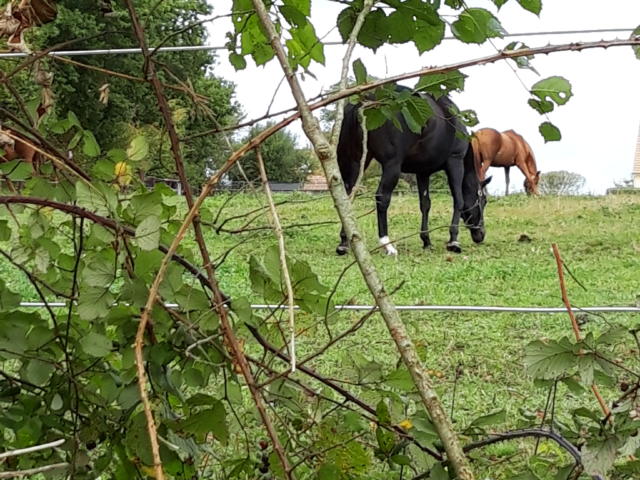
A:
[{"left": 336, "top": 88, "right": 491, "bottom": 255}]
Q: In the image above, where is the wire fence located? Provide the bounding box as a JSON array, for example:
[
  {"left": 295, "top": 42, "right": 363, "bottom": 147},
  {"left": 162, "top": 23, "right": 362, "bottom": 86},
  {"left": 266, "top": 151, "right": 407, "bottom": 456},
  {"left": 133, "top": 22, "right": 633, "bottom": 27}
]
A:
[
  {"left": 0, "top": 28, "right": 635, "bottom": 59},
  {"left": 17, "top": 302, "right": 640, "bottom": 314}
]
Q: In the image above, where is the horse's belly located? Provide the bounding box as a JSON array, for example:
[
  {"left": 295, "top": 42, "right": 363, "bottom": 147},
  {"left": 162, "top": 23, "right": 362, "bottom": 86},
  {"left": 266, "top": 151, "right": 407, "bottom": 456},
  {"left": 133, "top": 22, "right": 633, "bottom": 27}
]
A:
[{"left": 400, "top": 156, "right": 443, "bottom": 175}]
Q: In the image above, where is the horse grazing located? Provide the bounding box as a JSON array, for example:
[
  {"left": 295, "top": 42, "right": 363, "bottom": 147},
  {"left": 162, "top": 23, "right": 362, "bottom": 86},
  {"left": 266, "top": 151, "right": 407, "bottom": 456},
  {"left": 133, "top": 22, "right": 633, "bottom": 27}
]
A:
[
  {"left": 471, "top": 128, "right": 540, "bottom": 195},
  {"left": 0, "top": 127, "right": 41, "bottom": 171},
  {"left": 336, "top": 88, "right": 491, "bottom": 256}
]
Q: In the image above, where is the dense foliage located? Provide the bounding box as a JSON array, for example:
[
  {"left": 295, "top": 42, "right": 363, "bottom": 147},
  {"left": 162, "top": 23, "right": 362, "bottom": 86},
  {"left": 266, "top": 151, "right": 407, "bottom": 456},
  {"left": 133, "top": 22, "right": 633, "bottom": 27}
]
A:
[
  {"left": 539, "top": 170, "right": 587, "bottom": 195},
  {"left": 0, "top": 0, "right": 639, "bottom": 479},
  {"left": 0, "top": 0, "right": 239, "bottom": 186}
]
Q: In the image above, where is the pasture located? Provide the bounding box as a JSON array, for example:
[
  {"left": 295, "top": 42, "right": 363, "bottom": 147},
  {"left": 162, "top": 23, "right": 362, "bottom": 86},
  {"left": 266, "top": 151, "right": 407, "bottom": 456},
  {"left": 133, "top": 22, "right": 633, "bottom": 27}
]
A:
[
  {"left": 206, "top": 190, "right": 640, "bottom": 477},
  {"left": 1, "top": 190, "right": 639, "bottom": 478}
]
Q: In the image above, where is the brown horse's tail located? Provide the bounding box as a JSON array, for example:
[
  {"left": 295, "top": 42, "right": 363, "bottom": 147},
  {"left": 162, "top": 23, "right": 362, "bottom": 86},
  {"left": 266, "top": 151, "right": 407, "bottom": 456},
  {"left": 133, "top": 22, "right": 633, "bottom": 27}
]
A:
[{"left": 470, "top": 133, "right": 483, "bottom": 180}]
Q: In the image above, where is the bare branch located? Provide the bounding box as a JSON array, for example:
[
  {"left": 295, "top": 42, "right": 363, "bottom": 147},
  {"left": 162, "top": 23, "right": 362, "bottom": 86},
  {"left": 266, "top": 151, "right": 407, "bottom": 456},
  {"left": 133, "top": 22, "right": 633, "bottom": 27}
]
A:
[
  {"left": 256, "top": 148, "right": 297, "bottom": 372},
  {"left": 0, "top": 463, "right": 69, "bottom": 478},
  {"left": 552, "top": 243, "right": 610, "bottom": 418},
  {"left": 247, "top": 1, "right": 475, "bottom": 477},
  {"left": 0, "top": 439, "right": 64, "bottom": 460}
]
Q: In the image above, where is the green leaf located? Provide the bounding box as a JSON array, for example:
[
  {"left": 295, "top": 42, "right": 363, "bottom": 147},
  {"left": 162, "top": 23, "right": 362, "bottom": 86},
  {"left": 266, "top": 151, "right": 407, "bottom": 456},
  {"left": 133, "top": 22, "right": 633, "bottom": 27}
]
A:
[
  {"left": 77, "top": 286, "right": 114, "bottom": 321},
  {"left": 0, "top": 279, "right": 20, "bottom": 310},
  {"left": 517, "top": 0, "right": 541, "bottom": 15},
  {"left": 413, "top": 16, "right": 445, "bottom": 53},
  {"left": 358, "top": 8, "right": 389, "bottom": 50},
  {"left": 364, "top": 107, "right": 387, "bottom": 130},
  {"left": 528, "top": 98, "right": 555, "bottom": 114},
  {"left": 0, "top": 160, "right": 33, "bottom": 181},
  {"left": 317, "top": 463, "right": 340, "bottom": 479},
  {"left": 376, "top": 399, "right": 392, "bottom": 424},
  {"left": 24, "top": 359, "right": 55, "bottom": 386},
  {"left": 390, "top": 454, "right": 411, "bottom": 465},
  {"left": 582, "top": 437, "right": 618, "bottom": 477},
  {"left": 531, "top": 76, "right": 572, "bottom": 106},
  {"left": 539, "top": 122, "right": 562, "bottom": 142},
  {"left": 75, "top": 181, "right": 115, "bottom": 216},
  {"left": 80, "top": 332, "right": 113, "bottom": 357},
  {"left": 451, "top": 8, "right": 505, "bottom": 44},
  {"left": 376, "top": 425, "right": 395, "bottom": 454},
  {"left": 429, "top": 463, "right": 449, "bottom": 480},
  {"left": 554, "top": 464, "right": 575, "bottom": 480},
  {"left": 279, "top": 5, "right": 307, "bottom": 27},
  {"left": 283, "top": 0, "right": 310, "bottom": 16},
  {"left": 229, "top": 52, "right": 247, "bottom": 70},
  {"left": 82, "top": 253, "right": 115, "bottom": 288},
  {"left": 82, "top": 130, "right": 101, "bottom": 157},
  {"left": 632, "top": 26, "right": 640, "bottom": 60},
  {"left": 337, "top": 7, "right": 357, "bottom": 42},
  {"left": 459, "top": 109, "right": 479, "bottom": 127},
  {"left": 387, "top": 9, "right": 415, "bottom": 44},
  {"left": 465, "top": 409, "right": 506, "bottom": 432},
  {"left": 135, "top": 215, "right": 161, "bottom": 251},
  {"left": 50, "top": 394, "right": 63, "bottom": 410},
  {"left": 560, "top": 376, "right": 585, "bottom": 394},
  {"left": 416, "top": 70, "right": 466, "bottom": 98},
  {"left": 0, "top": 220, "right": 10, "bottom": 241},
  {"left": 353, "top": 58, "right": 367, "bottom": 85},
  {"left": 385, "top": 368, "right": 415, "bottom": 391},
  {"left": 524, "top": 337, "right": 576, "bottom": 379},
  {"left": 182, "top": 401, "right": 228, "bottom": 444},
  {"left": 126, "top": 135, "right": 149, "bottom": 163}
]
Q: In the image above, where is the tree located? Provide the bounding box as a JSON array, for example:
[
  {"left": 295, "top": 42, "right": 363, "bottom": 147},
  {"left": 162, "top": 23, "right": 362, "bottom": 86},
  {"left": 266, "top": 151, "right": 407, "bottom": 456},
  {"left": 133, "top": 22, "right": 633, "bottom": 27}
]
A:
[
  {"left": 538, "top": 170, "right": 586, "bottom": 195},
  {"left": 1, "top": 0, "right": 239, "bottom": 186},
  {"left": 229, "top": 123, "right": 311, "bottom": 183}
]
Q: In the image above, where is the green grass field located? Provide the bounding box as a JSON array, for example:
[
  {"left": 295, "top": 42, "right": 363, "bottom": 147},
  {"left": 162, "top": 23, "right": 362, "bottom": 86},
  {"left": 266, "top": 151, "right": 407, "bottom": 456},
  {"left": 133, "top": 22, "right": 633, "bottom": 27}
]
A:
[
  {"left": 198, "top": 191, "right": 640, "bottom": 477},
  {"left": 2, "top": 191, "right": 639, "bottom": 478}
]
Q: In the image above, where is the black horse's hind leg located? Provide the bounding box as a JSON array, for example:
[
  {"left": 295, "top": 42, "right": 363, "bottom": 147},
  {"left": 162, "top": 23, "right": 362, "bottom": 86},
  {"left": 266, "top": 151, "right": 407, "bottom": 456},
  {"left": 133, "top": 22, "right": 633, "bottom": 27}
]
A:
[
  {"left": 504, "top": 166, "right": 511, "bottom": 195},
  {"left": 416, "top": 174, "right": 432, "bottom": 248},
  {"left": 376, "top": 162, "right": 401, "bottom": 255},
  {"left": 445, "top": 158, "right": 464, "bottom": 253},
  {"left": 336, "top": 156, "right": 369, "bottom": 255}
]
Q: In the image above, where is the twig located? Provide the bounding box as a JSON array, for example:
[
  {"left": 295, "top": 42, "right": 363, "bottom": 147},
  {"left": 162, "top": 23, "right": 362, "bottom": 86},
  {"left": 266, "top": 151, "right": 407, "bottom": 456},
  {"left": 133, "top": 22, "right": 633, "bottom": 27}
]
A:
[
  {"left": 551, "top": 243, "right": 610, "bottom": 417},
  {"left": 247, "top": 324, "right": 443, "bottom": 460},
  {"left": 461, "top": 428, "right": 603, "bottom": 480},
  {"left": 256, "top": 147, "right": 297, "bottom": 372},
  {"left": 0, "top": 439, "right": 64, "bottom": 460},
  {"left": 0, "top": 463, "right": 69, "bottom": 478}
]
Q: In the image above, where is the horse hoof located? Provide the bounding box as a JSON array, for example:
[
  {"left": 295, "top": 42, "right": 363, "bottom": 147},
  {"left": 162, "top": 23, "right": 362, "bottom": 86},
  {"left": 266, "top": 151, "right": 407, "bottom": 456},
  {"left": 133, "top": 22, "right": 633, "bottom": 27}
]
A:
[
  {"left": 336, "top": 245, "right": 349, "bottom": 256},
  {"left": 446, "top": 242, "right": 462, "bottom": 254}
]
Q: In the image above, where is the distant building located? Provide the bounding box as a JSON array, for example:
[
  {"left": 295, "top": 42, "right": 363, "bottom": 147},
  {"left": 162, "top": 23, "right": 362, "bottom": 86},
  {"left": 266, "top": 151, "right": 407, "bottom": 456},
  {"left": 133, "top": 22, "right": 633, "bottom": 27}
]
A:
[
  {"left": 302, "top": 174, "right": 328, "bottom": 192},
  {"left": 634, "top": 123, "right": 640, "bottom": 188}
]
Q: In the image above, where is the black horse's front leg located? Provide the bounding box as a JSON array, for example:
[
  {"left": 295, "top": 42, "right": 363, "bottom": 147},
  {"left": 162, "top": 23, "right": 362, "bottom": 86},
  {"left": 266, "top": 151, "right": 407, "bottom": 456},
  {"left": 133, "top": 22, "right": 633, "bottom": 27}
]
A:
[
  {"left": 445, "top": 163, "right": 464, "bottom": 253},
  {"left": 336, "top": 227, "right": 349, "bottom": 255},
  {"left": 376, "top": 164, "right": 401, "bottom": 255},
  {"left": 416, "top": 174, "right": 432, "bottom": 249}
]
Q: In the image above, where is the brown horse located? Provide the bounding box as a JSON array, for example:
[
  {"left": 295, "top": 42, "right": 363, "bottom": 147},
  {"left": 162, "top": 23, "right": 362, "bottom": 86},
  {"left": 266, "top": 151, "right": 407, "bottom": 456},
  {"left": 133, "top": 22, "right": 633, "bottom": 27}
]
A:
[
  {"left": 0, "top": 126, "right": 41, "bottom": 174},
  {"left": 471, "top": 128, "right": 540, "bottom": 195}
]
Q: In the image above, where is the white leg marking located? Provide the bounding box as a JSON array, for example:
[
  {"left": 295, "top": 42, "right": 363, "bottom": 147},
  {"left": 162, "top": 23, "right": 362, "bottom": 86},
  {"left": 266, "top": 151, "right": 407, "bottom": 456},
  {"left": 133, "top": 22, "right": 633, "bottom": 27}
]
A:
[{"left": 379, "top": 236, "right": 398, "bottom": 256}]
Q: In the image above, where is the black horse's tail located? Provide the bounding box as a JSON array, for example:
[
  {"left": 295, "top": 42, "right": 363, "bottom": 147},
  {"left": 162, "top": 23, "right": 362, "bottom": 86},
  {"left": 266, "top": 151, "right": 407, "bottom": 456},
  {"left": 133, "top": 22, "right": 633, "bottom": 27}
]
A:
[{"left": 336, "top": 103, "right": 364, "bottom": 192}]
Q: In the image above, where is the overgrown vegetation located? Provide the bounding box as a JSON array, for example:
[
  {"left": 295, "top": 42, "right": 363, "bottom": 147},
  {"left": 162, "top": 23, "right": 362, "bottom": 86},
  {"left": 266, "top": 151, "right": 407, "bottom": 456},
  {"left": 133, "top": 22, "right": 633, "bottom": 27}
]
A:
[{"left": 1, "top": 0, "right": 639, "bottom": 479}]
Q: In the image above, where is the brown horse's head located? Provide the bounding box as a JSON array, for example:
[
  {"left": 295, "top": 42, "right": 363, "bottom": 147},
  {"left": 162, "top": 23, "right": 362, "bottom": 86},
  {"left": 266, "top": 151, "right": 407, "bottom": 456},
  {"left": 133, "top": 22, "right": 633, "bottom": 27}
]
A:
[{"left": 524, "top": 170, "right": 541, "bottom": 195}]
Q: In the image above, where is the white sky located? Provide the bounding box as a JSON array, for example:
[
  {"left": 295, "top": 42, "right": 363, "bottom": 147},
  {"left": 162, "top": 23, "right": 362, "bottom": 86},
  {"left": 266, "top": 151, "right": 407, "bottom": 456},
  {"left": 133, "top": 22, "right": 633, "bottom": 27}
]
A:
[{"left": 209, "top": 0, "right": 640, "bottom": 194}]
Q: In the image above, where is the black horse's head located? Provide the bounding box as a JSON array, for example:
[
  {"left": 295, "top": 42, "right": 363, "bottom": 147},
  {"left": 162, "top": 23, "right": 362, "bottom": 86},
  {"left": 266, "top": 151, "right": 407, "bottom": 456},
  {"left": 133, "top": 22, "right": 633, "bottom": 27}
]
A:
[{"left": 461, "top": 176, "right": 491, "bottom": 243}]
